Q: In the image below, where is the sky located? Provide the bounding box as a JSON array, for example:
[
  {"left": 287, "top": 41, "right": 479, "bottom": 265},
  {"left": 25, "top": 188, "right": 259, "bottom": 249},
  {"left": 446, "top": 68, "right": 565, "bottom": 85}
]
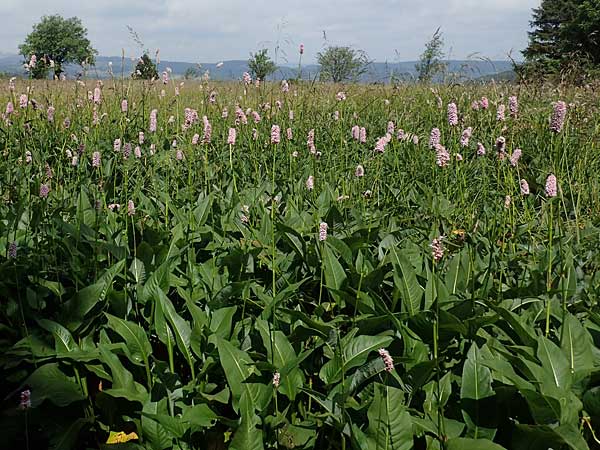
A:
[{"left": 0, "top": 0, "right": 540, "bottom": 63}]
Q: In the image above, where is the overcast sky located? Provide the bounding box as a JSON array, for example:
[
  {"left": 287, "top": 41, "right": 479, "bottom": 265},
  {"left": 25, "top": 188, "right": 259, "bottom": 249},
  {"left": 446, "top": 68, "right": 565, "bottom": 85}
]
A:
[{"left": 0, "top": 0, "right": 540, "bottom": 63}]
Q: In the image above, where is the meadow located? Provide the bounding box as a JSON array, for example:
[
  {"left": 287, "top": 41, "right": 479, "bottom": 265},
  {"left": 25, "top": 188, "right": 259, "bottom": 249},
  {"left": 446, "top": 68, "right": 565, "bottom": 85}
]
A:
[{"left": 1, "top": 74, "right": 600, "bottom": 450}]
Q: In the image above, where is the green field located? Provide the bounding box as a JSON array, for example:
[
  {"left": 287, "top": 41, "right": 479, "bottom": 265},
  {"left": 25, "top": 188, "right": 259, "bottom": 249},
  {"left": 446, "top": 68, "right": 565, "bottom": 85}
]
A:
[{"left": 1, "top": 77, "right": 600, "bottom": 449}]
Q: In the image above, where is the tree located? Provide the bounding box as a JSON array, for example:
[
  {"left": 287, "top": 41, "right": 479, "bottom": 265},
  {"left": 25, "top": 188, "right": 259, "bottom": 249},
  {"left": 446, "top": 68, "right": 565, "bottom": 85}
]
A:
[
  {"left": 183, "top": 67, "right": 200, "bottom": 80},
  {"left": 317, "top": 46, "right": 371, "bottom": 83},
  {"left": 19, "top": 15, "right": 97, "bottom": 79},
  {"left": 522, "top": 0, "right": 600, "bottom": 76},
  {"left": 415, "top": 28, "right": 447, "bottom": 83},
  {"left": 133, "top": 54, "right": 159, "bottom": 80},
  {"left": 248, "top": 49, "right": 277, "bottom": 81}
]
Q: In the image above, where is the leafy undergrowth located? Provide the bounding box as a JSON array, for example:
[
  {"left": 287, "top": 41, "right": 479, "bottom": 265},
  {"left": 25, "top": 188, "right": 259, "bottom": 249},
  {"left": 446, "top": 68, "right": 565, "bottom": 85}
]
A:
[{"left": 1, "top": 77, "right": 600, "bottom": 449}]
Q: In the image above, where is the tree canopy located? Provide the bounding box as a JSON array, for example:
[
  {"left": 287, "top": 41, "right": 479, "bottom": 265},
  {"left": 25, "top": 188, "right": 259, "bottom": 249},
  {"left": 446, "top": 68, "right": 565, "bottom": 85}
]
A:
[
  {"left": 317, "top": 46, "right": 371, "bottom": 83},
  {"left": 19, "top": 15, "right": 97, "bottom": 79},
  {"left": 522, "top": 0, "right": 600, "bottom": 76},
  {"left": 133, "top": 54, "right": 159, "bottom": 80},
  {"left": 247, "top": 49, "right": 277, "bottom": 81},
  {"left": 415, "top": 28, "right": 447, "bottom": 83}
]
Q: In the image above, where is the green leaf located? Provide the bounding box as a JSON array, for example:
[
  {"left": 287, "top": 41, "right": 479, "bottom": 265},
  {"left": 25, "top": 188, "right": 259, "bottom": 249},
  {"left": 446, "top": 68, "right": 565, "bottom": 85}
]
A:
[
  {"left": 583, "top": 386, "right": 600, "bottom": 416},
  {"left": 389, "top": 246, "right": 423, "bottom": 316},
  {"left": 24, "top": 363, "right": 85, "bottom": 407},
  {"left": 105, "top": 313, "right": 152, "bottom": 367},
  {"left": 216, "top": 336, "right": 258, "bottom": 412},
  {"left": 346, "top": 357, "right": 388, "bottom": 396},
  {"left": 461, "top": 344, "right": 496, "bottom": 440},
  {"left": 154, "top": 287, "right": 195, "bottom": 376},
  {"left": 60, "top": 260, "right": 125, "bottom": 331},
  {"left": 256, "top": 319, "right": 304, "bottom": 400},
  {"left": 521, "top": 389, "right": 561, "bottom": 425},
  {"left": 537, "top": 335, "right": 572, "bottom": 392},
  {"left": 141, "top": 413, "right": 186, "bottom": 438},
  {"left": 461, "top": 344, "right": 495, "bottom": 400},
  {"left": 320, "top": 334, "right": 393, "bottom": 384},
  {"left": 512, "top": 424, "right": 589, "bottom": 450},
  {"left": 99, "top": 346, "right": 148, "bottom": 403},
  {"left": 210, "top": 306, "right": 237, "bottom": 339},
  {"left": 37, "top": 319, "right": 78, "bottom": 354},
  {"left": 553, "top": 424, "right": 590, "bottom": 450},
  {"left": 479, "top": 348, "right": 535, "bottom": 391},
  {"left": 322, "top": 241, "right": 347, "bottom": 291},
  {"left": 447, "top": 438, "right": 506, "bottom": 450},
  {"left": 365, "top": 383, "right": 413, "bottom": 450},
  {"left": 343, "top": 334, "right": 393, "bottom": 371},
  {"left": 142, "top": 401, "right": 172, "bottom": 450},
  {"left": 181, "top": 404, "right": 218, "bottom": 429},
  {"left": 230, "top": 391, "right": 264, "bottom": 450},
  {"left": 560, "top": 313, "right": 594, "bottom": 375},
  {"left": 130, "top": 258, "right": 146, "bottom": 284}
]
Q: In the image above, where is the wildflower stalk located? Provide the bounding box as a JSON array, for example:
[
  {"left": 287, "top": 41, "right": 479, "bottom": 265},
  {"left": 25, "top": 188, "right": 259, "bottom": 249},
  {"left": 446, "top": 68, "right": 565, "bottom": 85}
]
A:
[
  {"left": 545, "top": 200, "right": 553, "bottom": 337},
  {"left": 229, "top": 143, "right": 238, "bottom": 194}
]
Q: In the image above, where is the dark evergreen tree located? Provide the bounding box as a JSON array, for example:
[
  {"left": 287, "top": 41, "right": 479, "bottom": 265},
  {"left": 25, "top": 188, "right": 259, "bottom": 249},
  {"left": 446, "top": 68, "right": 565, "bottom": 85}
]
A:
[
  {"left": 133, "top": 54, "right": 158, "bottom": 80},
  {"left": 522, "top": 0, "right": 600, "bottom": 75}
]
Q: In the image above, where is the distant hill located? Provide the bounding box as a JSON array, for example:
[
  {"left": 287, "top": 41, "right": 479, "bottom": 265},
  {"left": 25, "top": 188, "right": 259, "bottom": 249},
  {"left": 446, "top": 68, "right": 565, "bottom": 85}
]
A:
[
  {"left": 475, "top": 69, "right": 517, "bottom": 82},
  {"left": 0, "top": 53, "right": 515, "bottom": 83}
]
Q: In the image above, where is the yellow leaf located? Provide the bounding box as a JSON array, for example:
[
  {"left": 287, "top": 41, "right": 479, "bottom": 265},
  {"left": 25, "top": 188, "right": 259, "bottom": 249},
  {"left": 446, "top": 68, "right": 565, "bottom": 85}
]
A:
[{"left": 106, "top": 431, "right": 139, "bottom": 444}]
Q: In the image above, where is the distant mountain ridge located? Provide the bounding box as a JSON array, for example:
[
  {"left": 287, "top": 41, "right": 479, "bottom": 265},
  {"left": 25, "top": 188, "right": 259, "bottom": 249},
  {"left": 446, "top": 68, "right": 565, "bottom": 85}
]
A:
[{"left": 0, "top": 53, "right": 514, "bottom": 82}]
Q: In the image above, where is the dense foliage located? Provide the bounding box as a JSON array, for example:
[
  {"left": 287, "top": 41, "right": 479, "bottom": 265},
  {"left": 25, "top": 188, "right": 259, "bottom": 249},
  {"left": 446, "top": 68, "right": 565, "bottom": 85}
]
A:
[
  {"left": 522, "top": 0, "right": 600, "bottom": 77},
  {"left": 133, "top": 55, "right": 159, "bottom": 81},
  {"left": 0, "top": 76, "right": 600, "bottom": 450},
  {"left": 317, "top": 46, "right": 371, "bottom": 83},
  {"left": 18, "top": 15, "right": 97, "bottom": 79},
  {"left": 248, "top": 49, "right": 277, "bottom": 82}
]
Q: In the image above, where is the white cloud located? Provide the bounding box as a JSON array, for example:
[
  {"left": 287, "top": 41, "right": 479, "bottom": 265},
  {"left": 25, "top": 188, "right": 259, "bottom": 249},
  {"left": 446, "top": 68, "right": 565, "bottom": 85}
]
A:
[{"left": 1, "top": 0, "right": 541, "bottom": 62}]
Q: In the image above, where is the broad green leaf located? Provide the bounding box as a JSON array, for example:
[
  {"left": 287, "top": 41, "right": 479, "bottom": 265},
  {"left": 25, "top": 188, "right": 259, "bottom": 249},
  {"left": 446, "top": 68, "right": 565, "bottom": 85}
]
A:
[
  {"left": 256, "top": 319, "right": 304, "bottom": 400},
  {"left": 142, "top": 400, "right": 172, "bottom": 450},
  {"left": 521, "top": 389, "right": 561, "bottom": 425},
  {"left": 461, "top": 344, "right": 496, "bottom": 440},
  {"left": 320, "top": 334, "right": 393, "bottom": 384},
  {"left": 322, "top": 242, "right": 347, "bottom": 291},
  {"left": 99, "top": 346, "right": 148, "bottom": 403},
  {"left": 512, "top": 424, "right": 589, "bottom": 450},
  {"left": 389, "top": 246, "right": 423, "bottom": 316},
  {"left": 479, "top": 349, "right": 535, "bottom": 391},
  {"left": 154, "top": 287, "right": 194, "bottom": 376},
  {"left": 129, "top": 258, "right": 146, "bottom": 284},
  {"left": 489, "top": 306, "right": 537, "bottom": 347},
  {"left": 216, "top": 336, "right": 258, "bottom": 412},
  {"left": 278, "top": 423, "right": 316, "bottom": 449},
  {"left": 60, "top": 260, "right": 125, "bottom": 331},
  {"left": 560, "top": 313, "right": 594, "bottom": 374},
  {"left": 346, "top": 357, "right": 388, "bottom": 396},
  {"left": 461, "top": 344, "right": 495, "bottom": 400},
  {"left": 105, "top": 313, "right": 152, "bottom": 367},
  {"left": 537, "top": 335, "right": 572, "bottom": 392},
  {"left": 181, "top": 404, "right": 218, "bottom": 429},
  {"left": 37, "top": 319, "right": 78, "bottom": 354},
  {"left": 210, "top": 306, "right": 237, "bottom": 339},
  {"left": 583, "top": 386, "right": 600, "bottom": 416},
  {"left": 366, "top": 384, "right": 413, "bottom": 450},
  {"left": 447, "top": 438, "right": 505, "bottom": 450},
  {"left": 24, "top": 363, "right": 85, "bottom": 407},
  {"left": 230, "top": 391, "right": 264, "bottom": 450},
  {"left": 141, "top": 413, "right": 186, "bottom": 438},
  {"left": 424, "top": 371, "right": 452, "bottom": 416}
]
